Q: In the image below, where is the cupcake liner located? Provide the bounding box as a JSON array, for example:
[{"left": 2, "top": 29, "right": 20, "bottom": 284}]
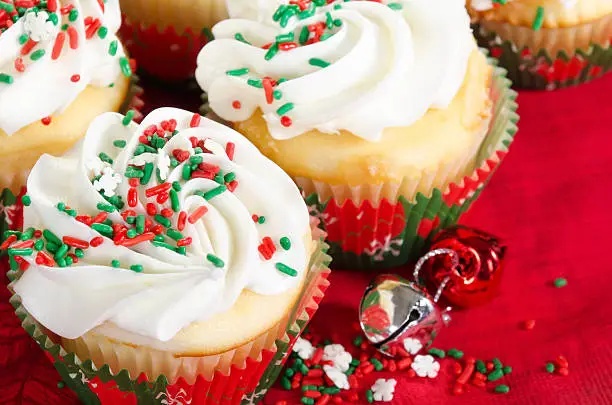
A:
[
  {"left": 473, "top": 13, "right": 612, "bottom": 89},
  {"left": 0, "top": 78, "right": 144, "bottom": 250},
  {"left": 119, "top": 15, "right": 215, "bottom": 81},
  {"left": 299, "top": 60, "right": 518, "bottom": 270},
  {"left": 7, "top": 228, "right": 331, "bottom": 405}
]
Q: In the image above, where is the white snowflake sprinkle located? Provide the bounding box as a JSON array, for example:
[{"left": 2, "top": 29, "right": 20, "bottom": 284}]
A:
[
  {"left": 323, "top": 344, "right": 352, "bottom": 372},
  {"left": 293, "top": 337, "right": 315, "bottom": 360},
  {"left": 23, "top": 11, "right": 55, "bottom": 42},
  {"left": 403, "top": 338, "right": 423, "bottom": 355},
  {"left": 411, "top": 354, "right": 440, "bottom": 378},
  {"left": 323, "top": 365, "right": 350, "bottom": 390},
  {"left": 157, "top": 150, "right": 171, "bottom": 181},
  {"left": 203, "top": 138, "right": 228, "bottom": 158},
  {"left": 371, "top": 378, "right": 397, "bottom": 402},
  {"left": 93, "top": 166, "right": 122, "bottom": 197},
  {"left": 86, "top": 157, "right": 110, "bottom": 177},
  {"left": 129, "top": 152, "right": 157, "bottom": 166}
]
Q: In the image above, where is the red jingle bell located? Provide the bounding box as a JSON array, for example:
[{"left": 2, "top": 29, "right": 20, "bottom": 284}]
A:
[{"left": 421, "top": 226, "right": 506, "bottom": 307}]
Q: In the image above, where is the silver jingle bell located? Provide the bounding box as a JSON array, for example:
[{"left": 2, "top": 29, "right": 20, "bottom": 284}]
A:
[{"left": 359, "top": 274, "right": 444, "bottom": 358}]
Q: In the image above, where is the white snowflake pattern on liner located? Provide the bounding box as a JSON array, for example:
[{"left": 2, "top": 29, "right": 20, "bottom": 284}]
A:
[
  {"left": 471, "top": 0, "right": 575, "bottom": 11},
  {"left": 293, "top": 337, "right": 315, "bottom": 360},
  {"left": 371, "top": 378, "right": 397, "bottom": 402},
  {"left": 0, "top": 198, "right": 20, "bottom": 228},
  {"left": 156, "top": 388, "right": 193, "bottom": 405},
  {"left": 157, "top": 151, "right": 171, "bottom": 181},
  {"left": 411, "top": 354, "right": 440, "bottom": 378},
  {"left": 323, "top": 365, "right": 350, "bottom": 390},
  {"left": 23, "top": 10, "right": 55, "bottom": 42},
  {"left": 323, "top": 344, "right": 352, "bottom": 372},
  {"left": 92, "top": 166, "right": 122, "bottom": 197},
  {"left": 363, "top": 235, "right": 403, "bottom": 262},
  {"left": 307, "top": 203, "right": 338, "bottom": 227},
  {"left": 403, "top": 338, "right": 423, "bottom": 355}
]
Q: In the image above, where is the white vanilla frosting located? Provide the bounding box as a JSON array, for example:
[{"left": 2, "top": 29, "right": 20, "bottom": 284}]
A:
[
  {"left": 13, "top": 107, "right": 311, "bottom": 342},
  {"left": 0, "top": 0, "right": 128, "bottom": 135},
  {"left": 197, "top": 0, "right": 474, "bottom": 142}
]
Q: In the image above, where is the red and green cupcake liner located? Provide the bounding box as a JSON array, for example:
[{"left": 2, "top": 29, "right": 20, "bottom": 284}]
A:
[
  {"left": 473, "top": 22, "right": 612, "bottom": 90},
  {"left": 119, "top": 16, "right": 214, "bottom": 81},
  {"left": 301, "top": 60, "right": 518, "bottom": 270},
  {"left": 7, "top": 237, "right": 331, "bottom": 405}
]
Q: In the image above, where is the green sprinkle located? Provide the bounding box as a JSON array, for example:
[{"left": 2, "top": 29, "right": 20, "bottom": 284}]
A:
[
  {"left": 126, "top": 216, "right": 136, "bottom": 225},
  {"left": 322, "top": 387, "right": 340, "bottom": 395},
  {"left": 30, "top": 49, "right": 46, "bottom": 61},
  {"left": 43, "top": 229, "right": 62, "bottom": 246},
  {"left": 61, "top": 23, "right": 69, "bottom": 31},
  {"left": 280, "top": 7, "right": 297, "bottom": 27},
  {"left": 133, "top": 215, "right": 144, "bottom": 234},
  {"left": 301, "top": 385, "right": 317, "bottom": 392},
  {"left": 333, "top": 4, "right": 342, "bottom": 9},
  {"left": 20, "top": 228, "right": 34, "bottom": 241},
  {"left": 98, "top": 152, "right": 113, "bottom": 164},
  {"left": 97, "top": 26, "right": 108, "bottom": 39},
  {"left": 141, "top": 162, "right": 154, "bottom": 185},
  {"left": 280, "top": 237, "right": 291, "bottom": 250},
  {"left": 273, "top": 90, "right": 283, "bottom": 100},
  {"left": 0, "top": 2, "right": 15, "bottom": 12},
  {"left": 65, "top": 255, "right": 74, "bottom": 266},
  {"left": 91, "top": 223, "right": 113, "bottom": 236},
  {"left": 226, "top": 68, "right": 250, "bottom": 76},
  {"left": 325, "top": 12, "right": 333, "bottom": 29},
  {"left": 34, "top": 239, "right": 44, "bottom": 251},
  {"left": 365, "top": 389, "right": 374, "bottom": 403},
  {"left": 388, "top": 2, "right": 403, "bottom": 10},
  {"left": 546, "top": 362, "right": 556, "bottom": 373},
  {"left": 130, "top": 264, "right": 143, "bottom": 273},
  {"left": 309, "top": 58, "right": 330, "bottom": 68},
  {"left": 111, "top": 259, "right": 120, "bottom": 267},
  {"left": 493, "top": 358, "right": 503, "bottom": 369},
  {"left": 276, "top": 78, "right": 288, "bottom": 85},
  {"left": 8, "top": 248, "right": 33, "bottom": 256},
  {"left": 97, "top": 203, "right": 116, "bottom": 213},
  {"left": 503, "top": 366, "right": 513, "bottom": 375},
  {"left": 151, "top": 240, "right": 175, "bottom": 250},
  {"left": 301, "top": 398, "right": 314, "bottom": 405},
  {"left": 257, "top": 216, "right": 266, "bottom": 224},
  {"left": 125, "top": 166, "right": 144, "bottom": 178},
  {"left": 299, "top": 5, "right": 316, "bottom": 20},
  {"left": 264, "top": 43, "right": 279, "bottom": 61},
  {"left": 277, "top": 102, "right": 294, "bottom": 115},
  {"left": 207, "top": 253, "right": 225, "bottom": 268},
  {"left": 48, "top": 12, "right": 59, "bottom": 26},
  {"left": 74, "top": 248, "right": 84, "bottom": 258},
  {"left": 175, "top": 246, "right": 187, "bottom": 255},
  {"left": 203, "top": 185, "right": 226, "bottom": 200},
  {"left": 275, "top": 262, "right": 297, "bottom": 277},
  {"left": 370, "top": 357, "right": 384, "bottom": 371},
  {"left": 109, "top": 40, "right": 118, "bottom": 56},
  {"left": 281, "top": 376, "right": 292, "bottom": 390},
  {"left": 494, "top": 384, "right": 510, "bottom": 394},
  {"left": 285, "top": 368, "right": 295, "bottom": 378},
  {"left": 476, "top": 359, "right": 487, "bottom": 374},
  {"left": 46, "top": 242, "right": 59, "bottom": 254},
  {"left": 428, "top": 348, "right": 446, "bottom": 358},
  {"left": 19, "top": 34, "right": 28, "bottom": 45},
  {"left": 0, "top": 73, "right": 13, "bottom": 84},
  {"left": 56, "top": 257, "right": 67, "bottom": 268},
  {"left": 554, "top": 277, "right": 567, "bottom": 288},
  {"left": 273, "top": 5, "right": 286, "bottom": 21},
  {"left": 213, "top": 173, "right": 224, "bottom": 184},
  {"left": 68, "top": 8, "right": 78, "bottom": 21},
  {"left": 223, "top": 172, "right": 236, "bottom": 183},
  {"left": 21, "top": 195, "right": 31, "bottom": 206},
  {"left": 56, "top": 381, "right": 65, "bottom": 389},
  {"left": 122, "top": 110, "right": 135, "bottom": 126},
  {"left": 119, "top": 57, "right": 132, "bottom": 78},
  {"left": 57, "top": 202, "right": 66, "bottom": 211},
  {"left": 350, "top": 358, "right": 360, "bottom": 367},
  {"left": 182, "top": 163, "right": 192, "bottom": 180},
  {"left": 234, "top": 33, "right": 250, "bottom": 45},
  {"left": 533, "top": 6, "right": 545, "bottom": 31},
  {"left": 154, "top": 214, "right": 172, "bottom": 228},
  {"left": 333, "top": 19, "right": 343, "bottom": 27},
  {"left": 299, "top": 26, "right": 310, "bottom": 45},
  {"left": 487, "top": 369, "right": 504, "bottom": 382},
  {"left": 447, "top": 348, "right": 464, "bottom": 359},
  {"left": 170, "top": 157, "right": 179, "bottom": 167},
  {"left": 190, "top": 155, "right": 203, "bottom": 164},
  {"left": 319, "top": 33, "right": 333, "bottom": 41},
  {"left": 113, "top": 140, "right": 127, "bottom": 148},
  {"left": 127, "top": 229, "right": 138, "bottom": 239},
  {"left": 65, "top": 209, "right": 77, "bottom": 217},
  {"left": 167, "top": 229, "right": 183, "bottom": 241}
]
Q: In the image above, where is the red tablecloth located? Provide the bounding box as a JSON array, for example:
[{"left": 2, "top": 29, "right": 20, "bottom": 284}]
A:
[{"left": 2, "top": 73, "right": 612, "bottom": 405}]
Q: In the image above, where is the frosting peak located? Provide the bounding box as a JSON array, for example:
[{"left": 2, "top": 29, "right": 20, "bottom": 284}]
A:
[
  {"left": 197, "top": 0, "right": 474, "bottom": 142},
  {"left": 12, "top": 108, "right": 311, "bottom": 342},
  {"left": 0, "top": 0, "right": 129, "bottom": 135}
]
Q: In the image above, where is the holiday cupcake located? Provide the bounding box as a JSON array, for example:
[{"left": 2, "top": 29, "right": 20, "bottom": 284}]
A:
[
  {"left": 7, "top": 107, "right": 330, "bottom": 404},
  {"left": 468, "top": 0, "right": 612, "bottom": 89},
  {"left": 0, "top": 0, "right": 139, "bottom": 196},
  {"left": 196, "top": 0, "right": 519, "bottom": 269}
]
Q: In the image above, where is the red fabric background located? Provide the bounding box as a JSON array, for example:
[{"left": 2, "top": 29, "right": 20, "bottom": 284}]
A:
[{"left": 1, "top": 73, "right": 612, "bottom": 404}]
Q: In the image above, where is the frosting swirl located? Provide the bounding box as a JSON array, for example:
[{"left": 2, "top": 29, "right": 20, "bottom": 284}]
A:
[
  {"left": 12, "top": 107, "right": 311, "bottom": 342},
  {"left": 0, "top": 0, "right": 129, "bottom": 135},
  {"left": 196, "top": 0, "right": 474, "bottom": 142}
]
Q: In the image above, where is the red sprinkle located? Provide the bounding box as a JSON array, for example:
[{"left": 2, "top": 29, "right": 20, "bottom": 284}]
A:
[
  {"left": 556, "top": 355, "right": 569, "bottom": 368},
  {"left": 146, "top": 203, "right": 158, "bottom": 216},
  {"left": 315, "top": 395, "right": 331, "bottom": 405},
  {"left": 11, "top": 240, "right": 34, "bottom": 249},
  {"left": 75, "top": 215, "right": 93, "bottom": 226},
  {"left": 226, "top": 142, "right": 235, "bottom": 160},
  {"left": 190, "top": 113, "right": 201, "bottom": 128},
  {"left": 311, "top": 347, "right": 324, "bottom": 365},
  {"left": 0, "top": 235, "right": 17, "bottom": 250},
  {"left": 129, "top": 178, "right": 139, "bottom": 187},
  {"left": 146, "top": 182, "right": 172, "bottom": 198},
  {"left": 232, "top": 100, "right": 241, "bottom": 109},
  {"left": 120, "top": 232, "right": 155, "bottom": 247},
  {"left": 557, "top": 367, "right": 569, "bottom": 376},
  {"left": 304, "top": 391, "right": 322, "bottom": 399},
  {"left": 67, "top": 26, "right": 79, "bottom": 49},
  {"left": 14, "top": 57, "right": 25, "bottom": 73},
  {"left": 188, "top": 206, "right": 208, "bottom": 224},
  {"left": 62, "top": 236, "right": 90, "bottom": 249},
  {"left": 226, "top": 180, "right": 238, "bottom": 192},
  {"left": 90, "top": 236, "right": 104, "bottom": 247},
  {"left": 280, "top": 116, "right": 292, "bottom": 127},
  {"left": 523, "top": 319, "right": 536, "bottom": 330},
  {"left": 41, "top": 116, "right": 52, "bottom": 126},
  {"left": 452, "top": 382, "right": 464, "bottom": 396},
  {"left": 48, "top": 0, "right": 58, "bottom": 12},
  {"left": 70, "top": 74, "right": 80, "bottom": 82},
  {"left": 21, "top": 39, "right": 37, "bottom": 56},
  {"left": 128, "top": 188, "right": 138, "bottom": 207},
  {"left": 36, "top": 251, "right": 55, "bottom": 267},
  {"left": 397, "top": 357, "right": 412, "bottom": 370},
  {"left": 177, "top": 211, "right": 187, "bottom": 231},
  {"left": 262, "top": 77, "right": 274, "bottom": 104},
  {"left": 161, "top": 208, "right": 173, "bottom": 218},
  {"left": 177, "top": 237, "right": 192, "bottom": 247}
]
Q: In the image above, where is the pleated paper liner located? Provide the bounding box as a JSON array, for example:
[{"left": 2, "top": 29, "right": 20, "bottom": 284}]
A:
[
  {"left": 119, "top": 17, "right": 214, "bottom": 82},
  {"left": 473, "top": 13, "right": 612, "bottom": 90},
  {"left": 0, "top": 77, "right": 144, "bottom": 251},
  {"left": 299, "top": 60, "right": 518, "bottom": 270},
  {"left": 7, "top": 231, "right": 331, "bottom": 405}
]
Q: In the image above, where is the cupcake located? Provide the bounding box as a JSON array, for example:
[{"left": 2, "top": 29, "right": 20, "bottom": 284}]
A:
[
  {"left": 196, "top": 0, "right": 519, "bottom": 269},
  {"left": 0, "top": 0, "right": 139, "bottom": 196},
  {"left": 468, "top": 0, "right": 612, "bottom": 89},
  {"left": 7, "top": 108, "right": 330, "bottom": 404}
]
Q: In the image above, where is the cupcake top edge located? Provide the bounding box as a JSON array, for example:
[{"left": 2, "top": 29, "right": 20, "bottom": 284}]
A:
[
  {"left": 12, "top": 107, "right": 312, "bottom": 343},
  {"left": 196, "top": 0, "right": 475, "bottom": 142},
  {"left": 0, "top": 0, "right": 130, "bottom": 135}
]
